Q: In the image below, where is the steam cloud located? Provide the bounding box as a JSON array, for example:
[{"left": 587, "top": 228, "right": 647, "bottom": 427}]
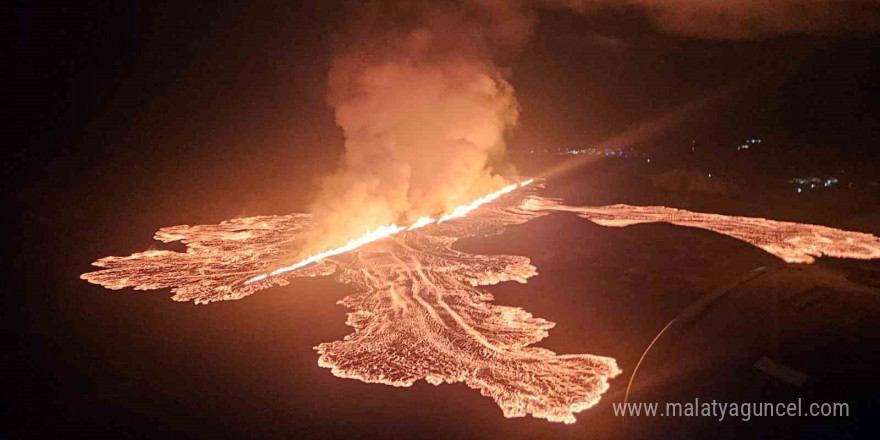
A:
[
  {"left": 307, "top": 1, "right": 532, "bottom": 252},
  {"left": 308, "top": 0, "right": 879, "bottom": 251}
]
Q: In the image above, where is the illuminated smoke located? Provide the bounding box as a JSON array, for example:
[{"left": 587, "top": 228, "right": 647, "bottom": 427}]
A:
[
  {"left": 306, "top": 0, "right": 879, "bottom": 253},
  {"left": 309, "top": 0, "right": 880, "bottom": 252},
  {"left": 307, "top": 0, "right": 534, "bottom": 253}
]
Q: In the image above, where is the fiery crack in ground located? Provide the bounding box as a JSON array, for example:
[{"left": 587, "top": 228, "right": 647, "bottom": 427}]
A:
[{"left": 81, "top": 185, "right": 880, "bottom": 423}]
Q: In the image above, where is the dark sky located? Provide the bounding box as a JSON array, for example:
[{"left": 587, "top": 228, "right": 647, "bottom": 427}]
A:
[
  {"left": 10, "top": 2, "right": 344, "bottom": 220},
  {"left": 9, "top": 1, "right": 880, "bottom": 210},
  {"left": 513, "top": 8, "right": 880, "bottom": 155}
]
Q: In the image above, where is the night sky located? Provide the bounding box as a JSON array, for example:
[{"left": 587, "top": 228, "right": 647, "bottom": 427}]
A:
[{"left": 10, "top": 1, "right": 880, "bottom": 204}]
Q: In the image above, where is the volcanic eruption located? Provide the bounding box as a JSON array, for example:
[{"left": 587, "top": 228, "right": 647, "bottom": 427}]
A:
[
  {"left": 80, "top": 0, "right": 880, "bottom": 425},
  {"left": 82, "top": 179, "right": 880, "bottom": 422},
  {"left": 303, "top": 0, "right": 532, "bottom": 255}
]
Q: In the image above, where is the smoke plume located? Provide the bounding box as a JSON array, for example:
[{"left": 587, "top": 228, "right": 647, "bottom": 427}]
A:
[
  {"left": 307, "top": 0, "right": 879, "bottom": 252},
  {"left": 307, "top": 1, "right": 533, "bottom": 252}
]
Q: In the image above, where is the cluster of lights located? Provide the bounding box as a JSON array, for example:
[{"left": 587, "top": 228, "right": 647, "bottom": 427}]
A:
[
  {"left": 561, "top": 148, "right": 647, "bottom": 158},
  {"left": 790, "top": 176, "right": 839, "bottom": 193},
  {"left": 737, "top": 138, "right": 762, "bottom": 151},
  {"left": 245, "top": 179, "right": 535, "bottom": 284},
  {"left": 525, "top": 147, "right": 648, "bottom": 159}
]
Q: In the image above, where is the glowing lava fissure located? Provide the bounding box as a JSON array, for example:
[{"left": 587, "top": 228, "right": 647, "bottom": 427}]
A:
[
  {"left": 246, "top": 179, "right": 535, "bottom": 285},
  {"left": 81, "top": 179, "right": 880, "bottom": 423}
]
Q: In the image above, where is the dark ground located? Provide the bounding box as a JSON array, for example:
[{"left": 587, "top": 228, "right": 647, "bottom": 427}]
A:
[{"left": 7, "top": 156, "right": 880, "bottom": 439}]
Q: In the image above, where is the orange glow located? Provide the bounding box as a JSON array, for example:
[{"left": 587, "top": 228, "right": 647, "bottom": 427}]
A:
[
  {"left": 263, "top": 224, "right": 406, "bottom": 278},
  {"left": 81, "top": 179, "right": 626, "bottom": 424},
  {"left": 553, "top": 204, "right": 880, "bottom": 264},
  {"left": 407, "top": 216, "right": 436, "bottom": 230},
  {"left": 81, "top": 182, "right": 879, "bottom": 424},
  {"left": 246, "top": 179, "right": 535, "bottom": 284}
]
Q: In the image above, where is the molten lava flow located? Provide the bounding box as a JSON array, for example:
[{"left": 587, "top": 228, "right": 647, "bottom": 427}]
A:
[
  {"left": 246, "top": 179, "right": 535, "bottom": 284},
  {"left": 81, "top": 181, "right": 880, "bottom": 424},
  {"left": 81, "top": 180, "right": 623, "bottom": 423},
  {"left": 550, "top": 204, "right": 880, "bottom": 264}
]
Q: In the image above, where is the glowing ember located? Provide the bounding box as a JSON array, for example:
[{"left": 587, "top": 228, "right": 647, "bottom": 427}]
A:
[{"left": 81, "top": 181, "right": 880, "bottom": 423}]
